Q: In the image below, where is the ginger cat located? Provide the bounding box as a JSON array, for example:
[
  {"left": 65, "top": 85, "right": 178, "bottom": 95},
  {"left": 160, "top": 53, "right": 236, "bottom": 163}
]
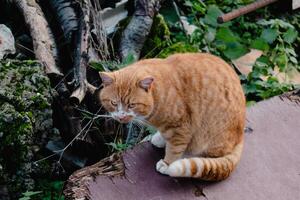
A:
[{"left": 99, "top": 53, "right": 245, "bottom": 181}]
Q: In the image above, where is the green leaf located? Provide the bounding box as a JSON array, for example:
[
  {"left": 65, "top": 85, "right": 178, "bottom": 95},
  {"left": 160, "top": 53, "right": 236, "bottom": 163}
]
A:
[
  {"left": 285, "top": 48, "right": 297, "bottom": 57},
  {"left": 251, "top": 38, "right": 269, "bottom": 51},
  {"left": 290, "top": 56, "right": 298, "bottom": 64},
  {"left": 215, "top": 27, "right": 248, "bottom": 59},
  {"left": 18, "top": 197, "right": 30, "bottom": 200},
  {"left": 192, "top": 2, "right": 206, "bottom": 14},
  {"left": 283, "top": 28, "right": 298, "bottom": 43},
  {"left": 223, "top": 42, "right": 248, "bottom": 59},
  {"left": 204, "top": 5, "right": 223, "bottom": 27},
  {"left": 22, "top": 191, "right": 42, "bottom": 197},
  {"left": 216, "top": 27, "right": 240, "bottom": 43},
  {"left": 275, "top": 54, "right": 287, "bottom": 70},
  {"left": 19, "top": 191, "right": 42, "bottom": 200},
  {"left": 159, "top": 4, "right": 179, "bottom": 25},
  {"left": 121, "top": 53, "right": 137, "bottom": 67},
  {"left": 89, "top": 62, "right": 106, "bottom": 71},
  {"left": 257, "top": 19, "right": 293, "bottom": 29},
  {"left": 260, "top": 28, "right": 278, "bottom": 44}
]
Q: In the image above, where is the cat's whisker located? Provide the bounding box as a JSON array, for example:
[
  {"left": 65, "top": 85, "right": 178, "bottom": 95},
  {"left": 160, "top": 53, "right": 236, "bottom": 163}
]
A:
[
  {"left": 132, "top": 120, "right": 144, "bottom": 130},
  {"left": 93, "top": 114, "right": 113, "bottom": 120},
  {"left": 134, "top": 118, "right": 153, "bottom": 128}
]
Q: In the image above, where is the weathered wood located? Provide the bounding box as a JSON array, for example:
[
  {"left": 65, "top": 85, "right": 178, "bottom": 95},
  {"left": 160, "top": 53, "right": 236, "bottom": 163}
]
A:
[
  {"left": 64, "top": 91, "right": 300, "bottom": 200},
  {"left": 119, "top": 0, "right": 161, "bottom": 60},
  {"left": 64, "top": 152, "right": 124, "bottom": 199},
  {"left": 14, "top": 0, "right": 63, "bottom": 77},
  {"left": 69, "top": 0, "right": 100, "bottom": 104},
  {"left": 69, "top": 4, "right": 90, "bottom": 105}
]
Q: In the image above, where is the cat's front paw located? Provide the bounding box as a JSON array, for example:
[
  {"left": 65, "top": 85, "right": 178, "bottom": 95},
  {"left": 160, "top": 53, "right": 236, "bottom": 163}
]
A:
[
  {"left": 151, "top": 131, "right": 166, "bottom": 148},
  {"left": 156, "top": 159, "right": 169, "bottom": 175}
]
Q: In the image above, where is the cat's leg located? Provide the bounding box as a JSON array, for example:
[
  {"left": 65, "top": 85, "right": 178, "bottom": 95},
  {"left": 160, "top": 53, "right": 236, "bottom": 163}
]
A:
[
  {"left": 151, "top": 131, "right": 166, "bottom": 148},
  {"left": 156, "top": 127, "right": 191, "bottom": 175}
]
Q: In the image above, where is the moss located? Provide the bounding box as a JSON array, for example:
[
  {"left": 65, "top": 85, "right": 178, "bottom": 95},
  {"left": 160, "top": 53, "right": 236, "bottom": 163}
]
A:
[
  {"left": 0, "top": 60, "right": 55, "bottom": 198},
  {"left": 141, "top": 14, "right": 171, "bottom": 58},
  {"left": 156, "top": 42, "right": 199, "bottom": 58}
]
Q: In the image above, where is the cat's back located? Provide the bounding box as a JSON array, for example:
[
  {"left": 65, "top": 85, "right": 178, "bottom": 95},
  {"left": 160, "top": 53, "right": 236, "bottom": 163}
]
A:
[
  {"left": 165, "top": 53, "right": 237, "bottom": 79},
  {"left": 164, "top": 53, "right": 242, "bottom": 93},
  {"left": 163, "top": 53, "right": 245, "bottom": 115}
]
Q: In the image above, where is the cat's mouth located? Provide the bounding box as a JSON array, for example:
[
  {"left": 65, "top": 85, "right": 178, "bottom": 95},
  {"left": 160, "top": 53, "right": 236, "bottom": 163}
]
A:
[{"left": 115, "top": 115, "right": 133, "bottom": 123}]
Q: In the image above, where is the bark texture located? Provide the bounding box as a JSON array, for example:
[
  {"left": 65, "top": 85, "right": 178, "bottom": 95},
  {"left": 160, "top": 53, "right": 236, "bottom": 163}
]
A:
[
  {"left": 64, "top": 153, "right": 124, "bottom": 200},
  {"left": 119, "top": 0, "right": 161, "bottom": 60},
  {"left": 69, "top": 14, "right": 90, "bottom": 104},
  {"left": 14, "top": 0, "right": 62, "bottom": 77}
]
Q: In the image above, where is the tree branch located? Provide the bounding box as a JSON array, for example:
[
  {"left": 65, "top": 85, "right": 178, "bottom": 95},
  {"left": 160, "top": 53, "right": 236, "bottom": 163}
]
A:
[
  {"left": 13, "top": 0, "right": 63, "bottom": 77},
  {"left": 119, "top": 0, "right": 162, "bottom": 61}
]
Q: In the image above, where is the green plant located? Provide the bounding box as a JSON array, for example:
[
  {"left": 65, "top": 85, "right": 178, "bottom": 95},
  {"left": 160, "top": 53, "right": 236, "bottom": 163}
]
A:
[
  {"left": 106, "top": 141, "right": 130, "bottom": 152},
  {"left": 158, "top": 0, "right": 299, "bottom": 101},
  {"left": 19, "top": 191, "right": 42, "bottom": 200},
  {"left": 35, "top": 180, "right": 65, "bottom": 200},
  {"left": 90, "top": 53, "right": 136, "bottom": 72}
]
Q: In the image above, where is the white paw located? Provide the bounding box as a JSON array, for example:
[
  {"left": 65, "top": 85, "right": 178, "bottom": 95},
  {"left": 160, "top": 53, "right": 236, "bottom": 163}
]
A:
[
  {"left": 151, "top": 131, "right": 166, "bottom": 148},
  {"left": 156, "top": 159, "right": 169, "bottom": 175}
]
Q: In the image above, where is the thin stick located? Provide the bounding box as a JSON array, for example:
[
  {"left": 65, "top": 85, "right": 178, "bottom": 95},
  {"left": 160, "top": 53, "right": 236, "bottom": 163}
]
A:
[{"left": 217, "top": 0, "right": 278, "bottom": 23}]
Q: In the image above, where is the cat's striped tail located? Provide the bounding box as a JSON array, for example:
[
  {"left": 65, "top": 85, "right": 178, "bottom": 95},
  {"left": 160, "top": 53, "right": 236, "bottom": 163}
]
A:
[{"left": 167, "top": 142, "right": 243, "bottom": 181}]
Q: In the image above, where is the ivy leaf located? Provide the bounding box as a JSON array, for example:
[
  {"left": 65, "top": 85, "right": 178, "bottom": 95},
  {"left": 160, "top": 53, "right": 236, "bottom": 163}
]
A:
[
  {"left": 275, "top": 54, "right": 287, "bottom": 71},
  {"left": 261, "top": 28, "right": 278, "bottom": 44},
  {"left": 216, "top": 27, "right": 248, "bottom": 59},
  {"left": 283, "top": 28, "right": 298, "bottom": 43},
  {"left": 216, "top": 27, "right": 240, "bottom": 42},
  {"left": 251, "top": 38, "right": 269, "bottom": 51},
  {"left": 204, "top": 5, "right": 223, "bottom": 27},
  {"left": 223, "top": 42, "right": 248, "bottom": 59},
  {"left": 159, "top": 4, "right": 179, "bottom": 25}
]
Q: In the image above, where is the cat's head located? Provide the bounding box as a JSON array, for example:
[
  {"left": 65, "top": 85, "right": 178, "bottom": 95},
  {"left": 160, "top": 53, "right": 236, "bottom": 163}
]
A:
[{"left": 99, "top": 71, "right": 155, "bottom": 123}]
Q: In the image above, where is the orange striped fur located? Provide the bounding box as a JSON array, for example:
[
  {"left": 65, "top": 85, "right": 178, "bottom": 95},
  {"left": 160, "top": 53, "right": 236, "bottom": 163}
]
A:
[{"left": 99, "top": 53, "right": 246, "bottom": 181}]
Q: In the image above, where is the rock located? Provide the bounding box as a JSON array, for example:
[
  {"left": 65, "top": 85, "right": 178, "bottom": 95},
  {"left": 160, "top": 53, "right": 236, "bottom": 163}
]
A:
[
  {"left": 0, "top": 60, "right": 56, "bottom": 198},
  {"left": 0, "top": 24, "right": 16, "bottom": 59}
]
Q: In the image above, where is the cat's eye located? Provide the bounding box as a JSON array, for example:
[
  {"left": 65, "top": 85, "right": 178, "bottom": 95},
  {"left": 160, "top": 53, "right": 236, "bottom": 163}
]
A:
[
  {"left": 111, "top": 100, "right": 117, "bottom": 106},
  {"left": 128, "top": 103, "right": 136, "bottom": 109}
]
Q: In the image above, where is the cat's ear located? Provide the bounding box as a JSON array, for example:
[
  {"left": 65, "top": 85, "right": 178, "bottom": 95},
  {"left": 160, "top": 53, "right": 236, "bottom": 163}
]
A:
[
  {"left": 139, "top": 77, "right": 154, "bottom": 92},
  {"left": 99, "top": 72, "right": 114, "bottom": 86}
]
